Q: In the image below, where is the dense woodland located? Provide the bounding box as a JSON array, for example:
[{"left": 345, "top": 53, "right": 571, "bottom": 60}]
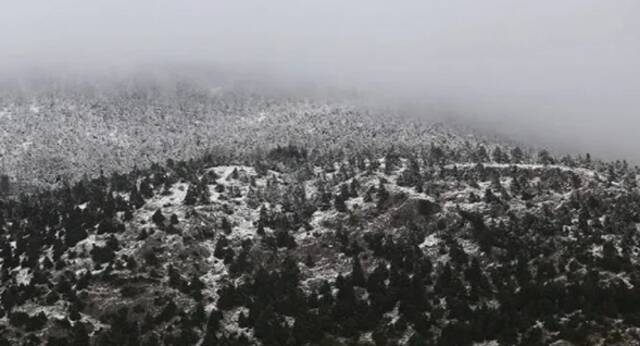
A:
[
  {"left": 1, "top": 85, "right": 640, "bottom": 345},
  {"left": 0, "top": 81, "right": 479, "bottom": 189}
]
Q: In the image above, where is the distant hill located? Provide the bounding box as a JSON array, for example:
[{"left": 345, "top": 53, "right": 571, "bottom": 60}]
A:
[{"left": 0, "top": 83, "right": 512, "bottom": 190}]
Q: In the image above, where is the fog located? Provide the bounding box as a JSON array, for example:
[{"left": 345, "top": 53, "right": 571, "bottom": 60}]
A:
[{"left": 1, "top": 1, "right": 639, "bottom": 161}]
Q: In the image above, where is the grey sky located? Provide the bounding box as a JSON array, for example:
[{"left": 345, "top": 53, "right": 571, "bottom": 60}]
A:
[{"left": 1, "top": 1, "right": 639, "bottom": 160}]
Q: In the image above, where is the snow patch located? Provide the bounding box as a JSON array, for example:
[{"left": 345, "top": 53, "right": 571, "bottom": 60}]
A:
[
  {"left": 420, "top": 233, "right": 440, "bottom": 248},
  {"left": 15, "top": 268, "right": 32, "bottom": 286}
]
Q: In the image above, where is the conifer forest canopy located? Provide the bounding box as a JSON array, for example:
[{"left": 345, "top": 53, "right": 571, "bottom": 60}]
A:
[{"left": 0, "top": 1, "right": 640, "bottom": 345}]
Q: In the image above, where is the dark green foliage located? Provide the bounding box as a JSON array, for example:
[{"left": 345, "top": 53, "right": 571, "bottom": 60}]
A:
[
  {"left": 151, "top": 209, "right": 165, "bottom": 226},
  {"left": 139, "top": 179, "right": 154, "bottom": 199},
  {"left": 351, "top": 256, "right": 366, "bottom": 287},
  {"left": 129, "top": 188, "right": 145, "bottom": 209},
  {"left": 184, "top": 179, "right": 211, "bottom": 205},
  {"left": 334, "top": 192, "right": 347, "bottom": 212},
  {"left": 0, "top": 175, "right": 10, "bottom": 196}
]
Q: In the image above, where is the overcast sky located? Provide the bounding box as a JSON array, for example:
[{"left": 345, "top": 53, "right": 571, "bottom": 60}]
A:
[{"left": 1, "top": 1, "right": 639, "bottom": 160}]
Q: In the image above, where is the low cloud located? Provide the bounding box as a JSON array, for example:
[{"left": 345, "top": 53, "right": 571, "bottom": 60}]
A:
[{"left": 1, "top": 0, "right": 639, "bottom": 161}]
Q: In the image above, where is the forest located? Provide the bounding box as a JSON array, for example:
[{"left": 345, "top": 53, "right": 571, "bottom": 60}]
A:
[{"left": 0, "top": 85, "right": 639, "bottom": 345}]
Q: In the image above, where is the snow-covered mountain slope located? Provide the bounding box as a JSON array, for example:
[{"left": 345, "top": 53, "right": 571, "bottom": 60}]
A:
[
  {"left": 0, "top": 89, "right": 489, "bottom": 190},
  {"left": 1, "top": 138, "right": 640, "bottom": 345}
]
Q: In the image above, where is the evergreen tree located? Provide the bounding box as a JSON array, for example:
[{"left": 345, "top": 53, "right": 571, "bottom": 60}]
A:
[
  {"left": 214, "top": 236, "right": 229, "bottom": 260},
  {"left": 351, "top": 255, "right": 366, "bottom": 287},
  {"left": 130, "top": 187, "right": 145, "bottom": 209},
  {"left": 511, "top": 147, "right": 524, "bottom": 163},
  {"left": 71, "top": 321, "right": 90, "bottom": 346},
  {"left": 492, "top": 147, "right": 506, "bottom": 163},
  {"left": 151, "top": 209, "right": 165, "bottom": 226},
  {"left": 184, "top": 182, "right": 199, "bottom": 205},
  {"left": 305, "top": 254, "right": 315, "bottom": 268},
  {"left": 376, "top": 181, "right": 389, "bottom": 211},
  {"left": 139, "top": 179, "right": 154, "bottom": 199},
  {"left": 538, "top": 149, "right": 554, "bottom": 165},
  {"left": 0, "top": 175, "right": 10, "bottom": 196},
  {"left": 334, "top": 193, "right": 347, "bottom": 212}
]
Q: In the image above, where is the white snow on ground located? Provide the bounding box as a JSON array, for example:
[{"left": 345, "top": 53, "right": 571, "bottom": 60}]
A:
[
  {"left": 230, "top": 209, "right": 259, "bottom": 240},
  {"left": 442, "top": 186, "right": 478, "bottom": 204},
  {"left": 346, "top": 196, "right": 364, "bottom": 210},
  {"left": 459, "top": 238, "right": 480, "bottom": 256},
  {"left": 132, "top": 182, "right": 190, "bottom": 226},
  {"left": 420, "top": 233, "right": 440, "bottom": 248},
  {"left": 200, "top": 259, "right": 228, "bottom": 306},
  {"left": 12, "top": 300, "right": 110, "bottom": 333},
  {"left": 14, "top": 301, "right": 67, "bottom": 320},
  {"left": 300, "top": 252, "right": 349, "bottom": 291},
  {"left": 74, "top": 234, "right": 106, "bottom": 252},
  {"left": 443, "top": 201, "right": 485, "bottom": 213},
  {"left": 473, "top": 341, "right": 499, "bottom": 346},
  {"left": 393, "top": 183, "right": 437, "bottom": 203},
  {"left": 301, "top": 209, "right": 341, "bottom": 243},
  {"left": 384, "top": 305, "right": 400, "bottom": 324},
  {"left": 25, "top": 159, "right": 612, "bottom": 341},
  {"left": 444, "top": 162, "right": 599, "bottom": 179},
  {"left": 15, "top": 267, "right": 32, "bottom": 286},
  {"left": 590, "top": 244, "right": 604, "bottom": 258},
  {"left": 148, "top": 182, "right": 189, "bottom": 210},
  {"left": 207, "top": 165, "right": 256, "bottom": 183},
  {"left": 220, "top": 307, "right": 255, "bottom": 342},
  {"left": 304, "top": 179, "right": 318, "bottom": 200}
]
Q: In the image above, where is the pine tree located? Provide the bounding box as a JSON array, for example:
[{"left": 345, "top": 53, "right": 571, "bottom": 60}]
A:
[
  {"left": 510, "top": 147, "right": 524, "bottom": 163},
  {"left": 350, "top": 178, "right": 360, "bottom": 197},
  {"left": 305, "top": 254, "right": 315, "bottom": 268},
  {"left": 492, "top": 147, "right": 506, "bottom": 163},
  {"left": 334, "top": 193, "right": 347, "bottom": 212},
  {"left": 151, "top": 209, "right": 165, "bottom": 226},
  {"left": 71, "top": 322, "right": 90, "bottom": 346},
  {"left": 198, "top": 181, "right": 211, "bottom": 204},
  {"left": 191, "top": 303, "right": 206, "bottom": 326},
  {"left": 521, "top": 325, "right": 545, "bottom": 346},
  {"left": 68, "top": 301, "right": 81, "bottom": 321},
  {"left": 217, "top": 285, "right": 237, "bottom": 310},
  {"left": 123, "top": 208, "right": 134, "bottom": 221},
  {"left": 139, "top": 179, "right": 154, "bottom": 199},
  {"left": 221, "top": 217, "right": 232, "bottom": 235},
  {"left": 376, "top": 181, "right": 389, "bottom": 211},
  {"left": 475, "top": 146, "right": 489, "bottom": 163},
  {"left": 130, "top": 187, "right": 145, "bottom": 209},
  {"left": 538, "top": 149, "right": 554, "bottom": 165},
  {"left": 408, "top": 332, "right": 429, "bottom": 346},
  {"left": 256, "top": 221, "right": 265, "bottom": 236},
  {"left": 183, "top": 182, "right": 199, "bottom": 205},
  {"left": 0, "top": 175, "right": 10, "bottom": 196},
  {"left": 214, "top": 236, "right": 228, "bottom": 260},
  {"left": 351, "top": 256, "right": 366, "bottom": 287}
]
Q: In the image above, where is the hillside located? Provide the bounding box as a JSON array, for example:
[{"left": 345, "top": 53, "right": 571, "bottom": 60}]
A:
[
  {"left": 2, "top": 86, "right": 640, "bottom": 345},
  {"left": 1, "top": 117, "right": 640, "bottom": 345},
  {"left": 0, "top": 86, "right": 485, "bottom": 190}
]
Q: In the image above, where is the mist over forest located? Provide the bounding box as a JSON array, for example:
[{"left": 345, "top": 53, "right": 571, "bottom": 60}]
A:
[
  {"left": 1, "top": 0, "right": 639, "bottom": 161},
  {"left": 4, "top": 2, "right": 640, "bottom": 346}
]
